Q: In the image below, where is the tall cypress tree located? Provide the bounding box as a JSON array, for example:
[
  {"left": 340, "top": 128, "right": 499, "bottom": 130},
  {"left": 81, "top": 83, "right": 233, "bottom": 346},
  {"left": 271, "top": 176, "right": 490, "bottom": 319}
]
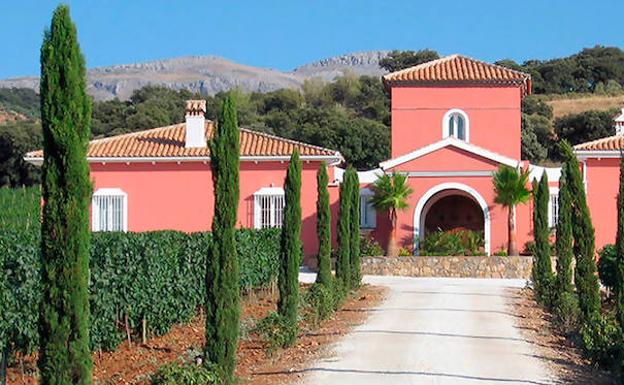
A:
[
  {"left": 560, "top": 141, "right": 600, "bottom": 320},
  {"left": 278, "top": 150, "right": 302, "bottom": 345},
  {"left": 555, "top": 169, "right": 574, "bottom": 297},
  {"left": 348, "top": 167, "right": 362, "bottom": 287},
  {"left": 315, "top": 162, "right": 332, "bottom": 288},
  {"left": 38, "top": 5, "right": 93, "bottom": 385},
  {"left": 615, "top": 155, "right": 624, "bottom": 328},
  {"left": 336, "top": 172, "right": 352, "bottom": 290},
  {"left": 533, "top": 172, "right": 554, "bottom": 306},
  {"left": 205, "top": 96, "right": 240, "bottom": 384}
]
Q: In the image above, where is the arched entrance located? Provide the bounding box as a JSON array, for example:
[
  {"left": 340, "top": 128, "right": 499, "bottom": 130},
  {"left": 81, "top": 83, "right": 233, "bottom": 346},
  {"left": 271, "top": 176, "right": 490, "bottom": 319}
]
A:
[{"left": 413, "top": 183, "right": 490, "bottom": 255}]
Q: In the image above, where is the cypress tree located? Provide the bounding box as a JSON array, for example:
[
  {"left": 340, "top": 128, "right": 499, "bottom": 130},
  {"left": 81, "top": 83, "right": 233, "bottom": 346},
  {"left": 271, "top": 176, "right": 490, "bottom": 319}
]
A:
[
  {"left": 38, "top": 5, "right": 93, "bottom": 385},
  {"left": 315, "top": 162, "right": 332, "bottom": 288},
  {"left": 555, "top": 169, "right": 574, "bottom": 297},
  {"left": 533, "top": 172, "right": 554, "bottom": 306},
  {"left": 348, "top": 167, "right": 362, "bottom": 287},
  {"left": 615, "top": 155, "right": 624, "bottom": 328},
  {"left": 277, "top": 150, "right": 302, "bottom": 345},
  {"left": 560, "top": 141, "right": 600, "bottom": 320},
  {"left": 336, "top": 172, "right": 352, "bottom": 291},
  {"left": 205, "top": 96, "right": 241, "bottom": 384}
]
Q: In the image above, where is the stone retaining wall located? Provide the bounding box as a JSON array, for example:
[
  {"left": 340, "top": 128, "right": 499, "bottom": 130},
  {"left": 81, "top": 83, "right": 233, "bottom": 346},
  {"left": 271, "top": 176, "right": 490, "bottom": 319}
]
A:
[{"left": 361, "top": 255, "right": 539, "bottom": 279}]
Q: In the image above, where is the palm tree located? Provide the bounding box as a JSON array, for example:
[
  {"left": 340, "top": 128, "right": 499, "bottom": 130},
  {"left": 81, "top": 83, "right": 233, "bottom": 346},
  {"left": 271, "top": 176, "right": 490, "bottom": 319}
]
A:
[
  {"left": 370, "top": 172, "right": 413, "bottom": 257},
  {"left": 492, "top": 165, "right": 531, "bottom": 256}
]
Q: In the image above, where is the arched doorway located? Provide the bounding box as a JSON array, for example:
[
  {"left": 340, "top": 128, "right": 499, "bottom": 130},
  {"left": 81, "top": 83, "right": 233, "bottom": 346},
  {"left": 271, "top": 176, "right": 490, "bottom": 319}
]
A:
[{"left": 413, "top": 183, "right": 490, "bottom": 255}]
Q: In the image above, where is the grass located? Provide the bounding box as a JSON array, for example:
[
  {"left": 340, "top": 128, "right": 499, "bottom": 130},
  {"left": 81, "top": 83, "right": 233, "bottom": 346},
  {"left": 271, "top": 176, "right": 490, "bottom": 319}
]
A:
[
  {"left": 543, "top": 94, "right": 624, "bottom": 118},
  {"left": 0, "top": 186, "right": 41, "bottom": 231}
]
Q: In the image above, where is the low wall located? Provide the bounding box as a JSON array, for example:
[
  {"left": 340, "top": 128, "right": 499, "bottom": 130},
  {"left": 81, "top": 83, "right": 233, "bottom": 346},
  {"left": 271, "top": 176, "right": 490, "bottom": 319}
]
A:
[{"left": 361, "top": 255, "right": 537, "bottom": 279}]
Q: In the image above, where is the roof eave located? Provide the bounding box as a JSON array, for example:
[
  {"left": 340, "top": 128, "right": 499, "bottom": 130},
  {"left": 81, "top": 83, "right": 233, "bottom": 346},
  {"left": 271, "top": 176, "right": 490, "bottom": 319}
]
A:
[{"left": 574, "top": 150, "right": 624, "bottom": 159}]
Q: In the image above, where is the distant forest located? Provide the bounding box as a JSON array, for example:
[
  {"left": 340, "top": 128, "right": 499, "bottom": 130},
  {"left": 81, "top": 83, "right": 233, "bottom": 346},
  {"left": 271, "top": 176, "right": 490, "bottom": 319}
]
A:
[{"left": 1, "top": 46, "right": 624, "bottom": 187}]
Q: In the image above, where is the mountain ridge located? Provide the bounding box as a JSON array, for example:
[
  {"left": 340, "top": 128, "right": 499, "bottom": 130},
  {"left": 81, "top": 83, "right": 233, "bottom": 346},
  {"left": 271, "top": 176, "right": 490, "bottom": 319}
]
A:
[{"left": 0, "top": 51, "right": 389, "bottom": 101}]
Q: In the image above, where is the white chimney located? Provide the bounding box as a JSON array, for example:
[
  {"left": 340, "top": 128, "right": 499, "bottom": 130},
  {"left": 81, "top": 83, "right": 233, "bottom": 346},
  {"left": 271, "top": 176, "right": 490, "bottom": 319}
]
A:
[
  {"left": 615, "top": 107, "right": 624, "bottom": 136},
  {"left": 185, "top": 100, "right": 207, "bottom": 148}
]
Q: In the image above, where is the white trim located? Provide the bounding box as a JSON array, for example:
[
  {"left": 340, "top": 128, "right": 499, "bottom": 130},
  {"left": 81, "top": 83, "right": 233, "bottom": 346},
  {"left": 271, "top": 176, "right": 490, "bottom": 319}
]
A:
[
  {"left": 405, "top": 170, "right": 494, "bottom": 177},
  {"left": 575, "top": 150, "right": 624, "bottom": 159},
  {"left": 24, "top": 154, "right": 343, "bottom": 166},
  {"left": 412, "top": 182, "right": 491, "bottom": 256},
  {"left": 359, "top": 188, "right": 377, "bottom": 229},
  {"left": 253, "top": 187, "right": 285, "bottom": 196},
  {"left": 379, "top": 137, "right": 519, "bottom": 171},
  {"left": 253, "top": 187, "right": 285, "bottom": 229},
  {"left": 548, "top": 187, "right": 559, "bottom": 229},
  {"left": 442, "top": 108, "right": 470, "bottom": 142},
  {"left": 92, "top": 188, "right": 128, "bottom": 232}
]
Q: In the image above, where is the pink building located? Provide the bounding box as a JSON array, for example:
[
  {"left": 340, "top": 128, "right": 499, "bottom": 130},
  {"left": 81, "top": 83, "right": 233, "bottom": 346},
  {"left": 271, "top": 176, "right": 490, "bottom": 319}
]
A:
[
  {"left": 28, "top": 54, "right": 624, "bottom": 260},
  {"left": 573, "top": 108, "right": 624, "bottom": 252}
]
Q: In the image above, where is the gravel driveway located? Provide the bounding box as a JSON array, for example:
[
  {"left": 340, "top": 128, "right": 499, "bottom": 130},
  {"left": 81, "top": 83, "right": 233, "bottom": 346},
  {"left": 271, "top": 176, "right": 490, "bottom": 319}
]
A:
[{"left": 298, "top": 274, "right": 556, "bottom": 385}]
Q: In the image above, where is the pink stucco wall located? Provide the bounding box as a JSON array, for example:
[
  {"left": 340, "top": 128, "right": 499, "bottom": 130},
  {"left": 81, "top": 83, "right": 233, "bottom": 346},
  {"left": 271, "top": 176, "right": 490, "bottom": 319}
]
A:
[
  {"left": 390, "top": 86, "right": 522, "bottom": 160},
  {"left": 90, "top": 160, "right": 336, "bottom": 257},
  {"left": 585, "top": 158, "right": 619, "bottom": 252}
]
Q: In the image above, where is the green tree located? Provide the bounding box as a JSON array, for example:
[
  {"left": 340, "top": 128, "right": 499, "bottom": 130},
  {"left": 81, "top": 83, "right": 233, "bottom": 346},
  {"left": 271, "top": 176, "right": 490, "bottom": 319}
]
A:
[
  {"left": 336, "top": 172, "right": 352, "bottom": 290},
  {"left": 277, "top": 150, "right": 302, "bottom": 345},
  {"left": 38, "top": 5, "right": 93, "bottom": 385},
  {"left": 560, "top": 141, "right": 600, "bottom": 320},
  {"left": 555, "top": 169, "right": 574, "bottom": 297},
  {"left": 0, "top": 120, "right": 42, "bottom": 187},
  {"left": 370, "top": 173, "right": 413, "bottom": 257},
  {"left": 615, "top": 156, "right": 624, "bottom": 329},
  {"left": 347, "top": 167, "right": 362, "bottom": 287},
  {"left": 379, "top": 49, "right": 440, "bottom": 72},
  {"left": 492, "top": 165, "right": 531, "bottom": 256},
  {"left": 532, "top": 172, "right": 554, "bottom": 306},
  {"left": 554, "top": 110, "right": 617, "bottom": 149},
  {"left": 315, "top": 162, "right": 332, "bottom": 288},
  {"left": 204, "top": 97, "right": 241, "bottom": 384}
]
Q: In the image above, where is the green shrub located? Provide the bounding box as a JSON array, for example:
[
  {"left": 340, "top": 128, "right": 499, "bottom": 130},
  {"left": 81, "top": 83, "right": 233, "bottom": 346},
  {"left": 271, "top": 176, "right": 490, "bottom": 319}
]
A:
[
  {"left": 598, "top": 244, "right": 616, "bottom": 292},
  {"left": 304, "top": 283, "right": 335, "bottom": 324},
  {"left": 422, "top": 229, "right": 484, "bottom": 256},
  {"left": 360, "top": 234, "right": 383, "bottom": 257},
  {"left": 151, "top": 362, "right": 218, "bottom": 385},
  {"left": 580, "top": 313, "right": 622, "bottom": 367},
  {"left": 493, "top": 249, "right": 508, "bottom": 256},
  {"left": 553, "top": 292, "right": 581, "bottom": 336},
  {"left": 253, "top": 312, "right": 298, "bottom": 355},
  {"left": 398, "top": 247, "right": 412, "bottom": 257}
]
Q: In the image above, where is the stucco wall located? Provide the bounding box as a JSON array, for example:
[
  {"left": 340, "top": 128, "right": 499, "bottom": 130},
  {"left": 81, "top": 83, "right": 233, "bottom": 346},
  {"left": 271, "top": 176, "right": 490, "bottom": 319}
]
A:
[
  {"left": 90, "top": 160, "right": 338, "bottom": 256},
  {"left": 390, "top": 86, "right": 522, "bottom": 160},
  {"left": 361, "top": 256, "right": 534, "bottom": 279},
  {"left": 585, "top": 157, "right": 619, "bottom": 251}
]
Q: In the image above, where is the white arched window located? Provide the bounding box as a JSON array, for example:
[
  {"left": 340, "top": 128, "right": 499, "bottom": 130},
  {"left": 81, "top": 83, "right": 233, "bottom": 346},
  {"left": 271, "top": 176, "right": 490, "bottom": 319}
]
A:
[{"left": 443, "top": 109, "right": 469, "bottom": 141}]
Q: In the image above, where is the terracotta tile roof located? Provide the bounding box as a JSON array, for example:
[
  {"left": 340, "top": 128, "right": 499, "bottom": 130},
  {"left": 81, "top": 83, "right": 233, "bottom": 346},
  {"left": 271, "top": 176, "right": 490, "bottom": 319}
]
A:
[
  {"left": 25, "top": 121, "right": 342, "bottom": 161},
  {"left": 382, "top": 54, "right": 531, "bottom": 94},
  {"left": 574, "top": 135, "right": 624, "bottom": 151}
]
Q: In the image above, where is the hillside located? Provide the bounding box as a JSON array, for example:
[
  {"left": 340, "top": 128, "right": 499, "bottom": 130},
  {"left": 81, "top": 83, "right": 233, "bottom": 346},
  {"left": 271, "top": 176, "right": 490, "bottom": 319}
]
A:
[
  {"left": 0, "top": 51, "right": 389, "bottom": 101},
  {"left": 546, "top": 94, "right": 624, "bottom": 118}
]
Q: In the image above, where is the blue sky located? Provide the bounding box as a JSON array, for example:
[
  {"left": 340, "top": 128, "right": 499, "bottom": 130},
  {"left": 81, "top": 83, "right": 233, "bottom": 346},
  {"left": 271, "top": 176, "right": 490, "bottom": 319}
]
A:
[{"left": 1, "top": 0, "right": 623, "bottom": 79}]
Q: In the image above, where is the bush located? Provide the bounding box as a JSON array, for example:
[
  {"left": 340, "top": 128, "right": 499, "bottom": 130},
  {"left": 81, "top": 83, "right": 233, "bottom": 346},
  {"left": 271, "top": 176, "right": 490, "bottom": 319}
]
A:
[
  {"left": 597, "top": 244, "right": 616, "bottom": 292},
  {"left": 151, "top": 362, "right": 218, "bottom": 385},
  {"left": 1, "top": 227, "right": 281, "bottom": 356},
  {"left": 553, "top": 292, "right": 581, "bottom": 336},
  {"left": 304, "top": 283, "right": 335, "bottom": 324},
  {"left": 360, "top": 233, "right": 383, "bottom": 257},
  {"left": 398, "top": 247, "right": 412, "bottom": 257},
  {"left": 580, "top": 313, "right": 622, "bottom": 367},
  {"left": 253, "top": 312, "right": 298, "bottom": 355},
  {"left": 422, "top": 229, "right": 484, "bottom": 256}
]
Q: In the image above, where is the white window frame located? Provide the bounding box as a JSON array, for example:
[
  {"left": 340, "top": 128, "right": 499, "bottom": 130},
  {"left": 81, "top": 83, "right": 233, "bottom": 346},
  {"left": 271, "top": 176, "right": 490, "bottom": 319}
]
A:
[
  {"left": 442, "top": 108, "right": 470, "bottom": 142},
  {"left": 548, "top": 187, "right": 559, "bottom": 229},
  {"left": 360, "top": 188, "right": 377, "bottom": 229},
  {"left": 253, "top": 187, "right": 285, "bottom": 229},
  {"left": 92, "top": 188, "right": 128, "bottom": 232}
]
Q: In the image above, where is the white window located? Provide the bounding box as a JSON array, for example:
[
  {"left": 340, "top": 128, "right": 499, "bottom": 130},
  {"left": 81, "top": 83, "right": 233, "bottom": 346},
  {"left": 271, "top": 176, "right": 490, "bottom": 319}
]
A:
[
  {"left": 92, "top": 188, "right": 127, "bottom": 232},
  {"left": 443, "top": 109, "right": 469, "bottom": 141},
  {"left": 253, "top": 187, "right": 285, "bottom": 229},
  {"left": 548, "top": 188, "right": 559, "bottom": 228},
  {"left": 360, "top": 188, "right": 376, "bottom": 229}
]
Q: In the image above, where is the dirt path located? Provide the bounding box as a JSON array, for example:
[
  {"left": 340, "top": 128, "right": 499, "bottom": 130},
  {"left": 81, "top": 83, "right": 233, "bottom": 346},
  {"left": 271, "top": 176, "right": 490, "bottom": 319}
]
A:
[{"left": 297, "top": 275, "right": 556, "bottom": 385}]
